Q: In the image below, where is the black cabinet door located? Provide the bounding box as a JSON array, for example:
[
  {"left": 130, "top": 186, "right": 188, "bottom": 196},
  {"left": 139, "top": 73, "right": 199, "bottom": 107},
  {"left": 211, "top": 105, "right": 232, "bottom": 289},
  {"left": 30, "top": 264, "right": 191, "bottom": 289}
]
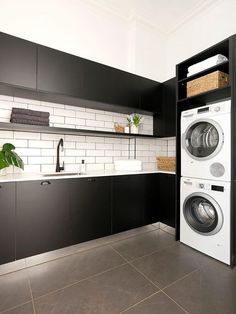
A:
[
  {"left": 37, "top": 45, "right": 85, "bottom": 97},
  {"left": 0, "top": 183, "right": 15, "bottom": 264},
  {"left": 112, "top": 174, "right": 158, "bottom": 233},
  {"left": 0, "top": 32, "right": 37, "bottom": 89},
  {"left": 154, "top": 77, "right": 176, "bottom": 137},
  {"left": 70, "top": 177, "right": 111, "bottom": 244},
  {"left": 159, "top": 174, "right": 176, "bottom": 228},
  {"left": 16, "top": 179, "right": 71, "bottom": 259}
]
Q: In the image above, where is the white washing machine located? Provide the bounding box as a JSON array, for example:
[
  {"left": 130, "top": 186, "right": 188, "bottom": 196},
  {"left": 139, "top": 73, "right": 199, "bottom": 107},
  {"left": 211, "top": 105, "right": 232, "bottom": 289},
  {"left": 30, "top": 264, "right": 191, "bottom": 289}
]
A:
[
  {"left": 181, "top": 99, "right": 231, "bottom": 181},
  {"left": 180, "top": 177, "right": 231, "bottom": 265}
]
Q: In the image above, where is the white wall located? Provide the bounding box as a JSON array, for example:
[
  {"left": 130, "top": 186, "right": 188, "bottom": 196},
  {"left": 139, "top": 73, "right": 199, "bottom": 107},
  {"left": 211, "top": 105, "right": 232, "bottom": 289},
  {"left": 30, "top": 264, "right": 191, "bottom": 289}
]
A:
[
  {"left": 0, "top": 0, "right": 129, "bottom": 72},
  {"left": 165, "top": 0, "right": 236, "bottom": 80}
]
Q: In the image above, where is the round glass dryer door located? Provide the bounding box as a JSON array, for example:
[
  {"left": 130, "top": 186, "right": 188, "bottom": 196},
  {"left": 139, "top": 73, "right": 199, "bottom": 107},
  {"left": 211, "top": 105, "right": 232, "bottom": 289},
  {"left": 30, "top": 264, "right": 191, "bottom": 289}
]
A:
[
  {"left": 183, "top": 119, "right": 223, "bottom": 160},
  {"left": 183, "top": 193, "right": 223, "bottom": 235}
]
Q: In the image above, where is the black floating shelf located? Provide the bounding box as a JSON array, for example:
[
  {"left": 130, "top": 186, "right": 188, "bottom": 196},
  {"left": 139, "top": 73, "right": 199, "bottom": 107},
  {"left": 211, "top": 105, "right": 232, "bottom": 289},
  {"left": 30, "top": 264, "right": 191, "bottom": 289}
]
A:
[
  {"left": 0, "top": 122, "right": 158, "bottom": 139},
  {"left": 178, "top": 61, "right": 229, "bottom": 84},
  {"left": 177, "top": 85, "right": 231, "bottom": 107}
]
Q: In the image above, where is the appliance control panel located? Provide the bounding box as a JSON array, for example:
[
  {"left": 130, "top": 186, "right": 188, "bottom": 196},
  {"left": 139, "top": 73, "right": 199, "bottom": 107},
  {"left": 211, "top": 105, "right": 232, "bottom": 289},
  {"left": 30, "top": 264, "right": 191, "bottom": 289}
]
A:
[{"left": 181, "top": 99, "right": 231, "bottom": 118}]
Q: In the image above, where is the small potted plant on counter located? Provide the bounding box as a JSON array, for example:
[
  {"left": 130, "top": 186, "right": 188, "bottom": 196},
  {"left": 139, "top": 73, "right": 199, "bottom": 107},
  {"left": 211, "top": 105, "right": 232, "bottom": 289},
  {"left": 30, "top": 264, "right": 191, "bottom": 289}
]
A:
[
  {"left": 0, "top": 143, "right": 24, "bottom": 175},
  {"left": 127, "top": 113, "right": 143, "bottom": 134}
]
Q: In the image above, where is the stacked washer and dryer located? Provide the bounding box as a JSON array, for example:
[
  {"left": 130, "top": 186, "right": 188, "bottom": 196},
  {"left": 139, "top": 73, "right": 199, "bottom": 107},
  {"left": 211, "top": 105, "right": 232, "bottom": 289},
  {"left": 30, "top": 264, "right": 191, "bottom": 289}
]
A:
[{"left": 180, "top": 99, "right": 231, "bottom": 264}]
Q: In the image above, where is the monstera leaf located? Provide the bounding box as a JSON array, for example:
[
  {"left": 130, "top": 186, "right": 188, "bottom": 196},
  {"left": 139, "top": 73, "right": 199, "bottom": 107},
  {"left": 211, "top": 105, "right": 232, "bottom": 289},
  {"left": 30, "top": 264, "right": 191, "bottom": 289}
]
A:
[{"left": 0, "top": 143, "right": 24, "bottom": 170}]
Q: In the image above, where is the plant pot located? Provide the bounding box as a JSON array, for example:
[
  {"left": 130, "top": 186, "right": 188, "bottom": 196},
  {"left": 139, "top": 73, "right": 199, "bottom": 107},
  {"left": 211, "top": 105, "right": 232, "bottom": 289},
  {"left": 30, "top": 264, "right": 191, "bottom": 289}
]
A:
[
  {"left": 0, "top": 168, "right": 7, "bottom": 176},
  {"left": 131, "top": 125, "right": 139, "bottom": 134}
]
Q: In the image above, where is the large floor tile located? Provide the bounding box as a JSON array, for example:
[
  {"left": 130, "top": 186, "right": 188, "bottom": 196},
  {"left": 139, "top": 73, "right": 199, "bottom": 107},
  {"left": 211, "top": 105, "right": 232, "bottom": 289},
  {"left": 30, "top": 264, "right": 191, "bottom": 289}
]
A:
[
  {"left": 132, "top": 242, "right": 211, "bottom": 288},
  {"left": 34, "top": 264, "right": 158, "bottom": 314},
  {"left": 2, "top": 302, "right": 34, "bottom": 314},
  {"left": 28, "top": 245, "right": 125, "bottom": 298},
  {"left": 111, "top": 229, "right": 175, "bottom": 261},
  {"left": 164, "top": 260, "right": 236, "bottom": 314},
  {"left": 0, "top": 270, "right": 31, "bottom": 312},
  {"left": 122, "top": 291, "right": 186, "bottom": 314}
]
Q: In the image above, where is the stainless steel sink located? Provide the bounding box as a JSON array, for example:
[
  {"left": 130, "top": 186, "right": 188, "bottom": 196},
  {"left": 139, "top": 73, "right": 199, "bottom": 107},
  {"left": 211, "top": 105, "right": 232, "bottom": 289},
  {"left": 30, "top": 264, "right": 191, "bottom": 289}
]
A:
[{"left": 42, "top": 172, "right": 81, "bottom": 177}]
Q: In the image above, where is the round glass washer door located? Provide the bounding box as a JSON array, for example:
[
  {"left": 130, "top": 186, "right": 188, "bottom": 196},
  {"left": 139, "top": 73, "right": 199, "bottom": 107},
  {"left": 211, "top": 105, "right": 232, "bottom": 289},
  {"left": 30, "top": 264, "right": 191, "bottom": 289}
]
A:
[
  {"left": 183, "top": 119, "right": 224, "bottom": 160},
  {"left": 183, "top": 192, "right": 223, "bottom": 236}
]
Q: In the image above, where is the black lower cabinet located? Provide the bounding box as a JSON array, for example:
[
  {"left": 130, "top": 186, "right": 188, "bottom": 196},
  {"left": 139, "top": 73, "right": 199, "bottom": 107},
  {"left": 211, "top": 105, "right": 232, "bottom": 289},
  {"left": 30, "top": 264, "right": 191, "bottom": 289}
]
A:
[
  {"left": 69, "top": 177, "right": 111, "bottom": 244},
  {"left": 0, "top": 182, "right": 15, "bottom": 264},
  {"left": 159, "top": 174, "right": 176, "bottom": 228},
  {"left": 112, "top": 174, "right": 158, "bottom": 233},
  {"left": 16, "top": 179, "right": 71, "bottom": 259}
]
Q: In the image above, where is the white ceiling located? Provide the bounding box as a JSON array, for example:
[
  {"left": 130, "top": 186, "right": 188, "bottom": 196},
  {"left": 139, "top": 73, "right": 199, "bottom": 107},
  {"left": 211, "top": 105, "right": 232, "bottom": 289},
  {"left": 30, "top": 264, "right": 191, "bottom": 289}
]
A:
[{"left": 86, "top": 0, "right": 218, "bottom": 34}]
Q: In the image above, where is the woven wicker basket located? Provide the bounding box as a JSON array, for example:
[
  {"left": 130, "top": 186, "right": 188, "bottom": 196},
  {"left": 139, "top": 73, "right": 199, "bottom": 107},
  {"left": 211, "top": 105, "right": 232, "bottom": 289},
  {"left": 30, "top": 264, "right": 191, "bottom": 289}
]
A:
[
  {"left": 156, "top": 157, "right": 176, "bottom": 172},
  {"left": 114, "top": 123, "right": 125, "bottom": 133},
  {"left": 187, "top": 70, "right": 229, "bottom": 98}
]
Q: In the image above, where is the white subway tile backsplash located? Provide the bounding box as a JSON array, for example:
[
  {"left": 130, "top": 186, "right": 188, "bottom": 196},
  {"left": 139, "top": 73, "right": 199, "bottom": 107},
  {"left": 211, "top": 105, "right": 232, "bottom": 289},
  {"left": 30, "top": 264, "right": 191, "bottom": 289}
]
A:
[
  {"left": 50, "top": 115, "right": 65, "bottom": 124},
  {"left": 87, "top": 150, "right": 104, "bottom": 157},
  {"left": 17, "top": 148, "right": 40, "bottom": 156},
  {"left": 76, "top": 111, "right": 95, "bottom": 120},
  {"left": 28, "top": 156, "right": 54, "bottom": 165},
  {"left": 0, "top": 131, "right": 14, "bottom": 138},
  {"left": 14, "top": 132, "right": 40, "bottom": 140},
  {"left": 0, "top": 109, "right": 11, "bottom": 119},
  {"left": 65, "top": 149, "right": 86, "bottom": 157},
  {"left": 86, "top": 119, "right": 104, "bottom": 128},
  {"left": 0, "top": 95, "right": 175, "bottom": 173},
  {"left": 96, "top": 143, "right": 113, "bottom": 150},
  {"left": 76, "top": 142, "right": 95, "bottom": 150},
  {"left": 29, "top": 140, "right": 53, "bottom": 148},
  {"left": 54, "top": 108, "right": 75, "bottom": 117}
]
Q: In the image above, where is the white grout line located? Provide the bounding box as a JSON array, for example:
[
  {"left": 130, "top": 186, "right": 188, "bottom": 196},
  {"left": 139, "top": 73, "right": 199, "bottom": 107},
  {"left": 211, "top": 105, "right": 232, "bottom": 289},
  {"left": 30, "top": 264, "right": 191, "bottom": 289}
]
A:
[
  {"left": 31, "top": 262, "right": 128, "bottom": 302},
  {"left": 27, "top": 276, "right": 36, "bottom": 314},
  {"left": 119, "top": 291, "right": 161, "bottom": 313},
  {"left": 110, "top": 245, "right": 192, "bottom": 314}
]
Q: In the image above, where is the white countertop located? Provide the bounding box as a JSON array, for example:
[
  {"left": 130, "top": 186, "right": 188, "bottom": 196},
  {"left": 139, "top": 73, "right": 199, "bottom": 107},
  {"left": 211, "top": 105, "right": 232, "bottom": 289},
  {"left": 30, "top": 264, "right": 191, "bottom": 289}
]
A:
[{"left": 0, "top": 169, "right": 175, "bottom": 183}]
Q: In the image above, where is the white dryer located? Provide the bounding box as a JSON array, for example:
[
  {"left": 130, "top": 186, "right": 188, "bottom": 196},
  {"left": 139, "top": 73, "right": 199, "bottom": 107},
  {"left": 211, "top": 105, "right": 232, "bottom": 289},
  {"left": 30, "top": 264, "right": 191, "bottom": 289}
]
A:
[
  {"left": 180, "top": 177, "right": 231, "bottom": 265},
  {"left": 181, "top": 99, "right": 231, "bottom": 181}
]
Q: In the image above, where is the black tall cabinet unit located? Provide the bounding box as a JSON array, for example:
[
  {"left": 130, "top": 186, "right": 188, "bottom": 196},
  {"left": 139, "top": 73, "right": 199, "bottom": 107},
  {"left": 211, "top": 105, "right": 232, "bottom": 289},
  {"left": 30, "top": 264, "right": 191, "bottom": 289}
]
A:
[{"left": 175, "top": 34, "right": 236, "bottom": 266}]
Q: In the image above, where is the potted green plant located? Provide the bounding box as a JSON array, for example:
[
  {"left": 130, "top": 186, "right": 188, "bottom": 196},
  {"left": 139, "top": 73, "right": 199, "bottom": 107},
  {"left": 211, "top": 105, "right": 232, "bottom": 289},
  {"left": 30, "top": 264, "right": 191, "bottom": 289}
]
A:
[
  {"left": 127, "top": 113, "right": 143, "bottom": 134},
  {"left": 0, "top": 143, "right": 24, "bottom": 175}
]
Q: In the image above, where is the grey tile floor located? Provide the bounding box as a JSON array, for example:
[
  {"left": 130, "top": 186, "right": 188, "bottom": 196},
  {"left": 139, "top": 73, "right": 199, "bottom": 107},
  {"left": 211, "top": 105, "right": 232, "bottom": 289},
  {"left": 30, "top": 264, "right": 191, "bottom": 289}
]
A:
[{"left": 0, "top": 224, "right": 236, "bottom": 314}]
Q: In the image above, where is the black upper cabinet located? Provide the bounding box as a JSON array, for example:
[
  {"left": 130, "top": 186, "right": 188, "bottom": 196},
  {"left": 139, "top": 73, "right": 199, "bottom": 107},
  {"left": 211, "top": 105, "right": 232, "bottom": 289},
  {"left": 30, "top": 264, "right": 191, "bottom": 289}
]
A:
[
  {"left": 154, "top": 77, "right": 176, "bottom": 137},
  {"left": 0, "top": 32, "right": 37, "bottom": 89},
  {"left": 0, "top": 32, "right": 165, "bottom": 115},
  {"left": 37, "top": 44, "right": 160, "bottom": 111},
  {"left": 69, "top": 177, "right": 111, "bottom": 244},
  {"left": 16, "top": 179, "right": 71, "bottom": 259},
  {"left": 37, "top": 45, "right": 85, "bottom": 97},
  {"left": 0, "top": 183, "right": 15, "bottom": 264},
  {"left": 112, "top": 174, "right": 158, "bottom": 233}
]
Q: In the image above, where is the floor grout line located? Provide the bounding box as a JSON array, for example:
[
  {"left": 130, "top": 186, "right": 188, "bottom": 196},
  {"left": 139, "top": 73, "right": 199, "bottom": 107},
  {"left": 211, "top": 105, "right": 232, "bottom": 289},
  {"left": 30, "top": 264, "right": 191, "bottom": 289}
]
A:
[
  {"left": 118, "top": 291, "right": 161, "bottom": 313},
  {"left": 110, "top": 245, "right": 196, "bottom": 314},
  {"left": 31, "top": 261, "right": 128, "bottom": 302},
  {"left": 162, "top": 290, "right": 190, "bottom": 314},
  {"left": 126, "top": 241, "right": 178, "bottom": 263},
  {"left": 162, "top": 268, "right": 199, "bottom": 290},
  {"left": 0, "top": 302, "right": 32, "bottom": 314},
  {"left": 27, "top": 276, "right": 36, "bottom": 314}
]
